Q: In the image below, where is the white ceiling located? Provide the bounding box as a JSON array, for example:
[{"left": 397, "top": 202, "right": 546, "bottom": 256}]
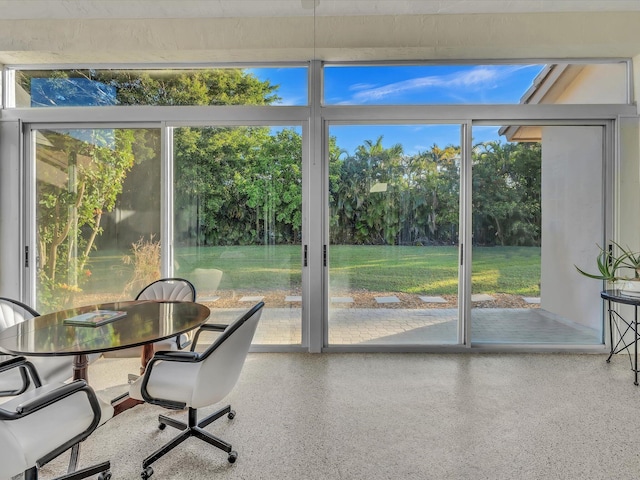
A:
[
  {"left": 1, "top": 1, "right": 640, "bottom": 64},
  {"left": 2, "top": 0, "right": 640, "bottom": 19}
]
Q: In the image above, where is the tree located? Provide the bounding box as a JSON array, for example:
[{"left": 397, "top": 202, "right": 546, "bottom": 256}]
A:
[
  {"left": 36, "top": 129, "right": 135, "bottom": 309},
  {"left": 246, "top": 129, "right": 303, "bottom": 244},
  {"left": 21, "top": 68, "right": 282, "bottom": 309},
  {"left": 331, "top": 136, "right": 406, "bottom": 245},
  {"left": 471, "top": 141, "right": 541, "bottom": 246}
]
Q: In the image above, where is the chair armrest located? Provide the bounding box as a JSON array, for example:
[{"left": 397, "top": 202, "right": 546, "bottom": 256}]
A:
[
  {"left": 200, "top": 324, "right": 228, "bottom": 331},
  {"left": 0, "top": 379, "right": 104, "bottom": 467},
  {"left": 152, "top": 351, "right": 200, "bottom": 362},
  {"left": 190, "top": 323, "right": 228, "bottom": 351},
  {"left": 0, "top": 356, "right": 43, "bottom": 395},
  {"left": 139, "top": 351, "right": 201, "bottom": 409},
  {"left": 0, "top": 356, "right": 29, "bottom": 373},
  {"left": 16, "top": 380, "right": 88, "bottom": 414},
  {"left": 0, "top": 380, "right": 100, "bottom": 425}
]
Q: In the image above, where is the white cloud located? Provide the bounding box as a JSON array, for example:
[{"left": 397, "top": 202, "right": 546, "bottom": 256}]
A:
[
  {"left": 350, "top": 65, "right": 534, "bottom": 103},
  {"left": 349, "top": 82, "right": 380, "bottom": 91}
]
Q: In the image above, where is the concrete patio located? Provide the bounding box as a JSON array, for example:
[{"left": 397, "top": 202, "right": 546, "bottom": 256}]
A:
[{"left": 207, "top": 307, "right": 603, "bottom": 346}]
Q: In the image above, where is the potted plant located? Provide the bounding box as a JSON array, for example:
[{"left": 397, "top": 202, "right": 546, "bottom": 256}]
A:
[{"left": 576, "top": 242, "right": 640, "bottom": 296}]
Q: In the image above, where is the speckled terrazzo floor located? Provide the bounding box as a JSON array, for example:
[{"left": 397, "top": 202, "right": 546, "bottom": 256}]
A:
[{"left": 29, "top": 352, "right": 640, "bottom": 480}]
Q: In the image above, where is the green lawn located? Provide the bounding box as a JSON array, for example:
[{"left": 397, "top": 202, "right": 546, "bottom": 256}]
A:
[
  {"left": 329, "top": 245, "right": 540, "bottom": 296},
  {"left": 83, "top": 244, "right": 540, "bottom": 297}
]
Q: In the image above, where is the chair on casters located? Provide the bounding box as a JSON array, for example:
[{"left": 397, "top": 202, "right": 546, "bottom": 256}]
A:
[
  {"left": 0, "top": 357, "right": 113, "bottom": 480},
  {"left": 102, "top": 278, "right": 197, "bottom": 363},
  {"left": 0, "top": 297, "right": 74, "bottom": 396},
  {"left": 129, "top": 301, "right": 264, "bottom": 479}
]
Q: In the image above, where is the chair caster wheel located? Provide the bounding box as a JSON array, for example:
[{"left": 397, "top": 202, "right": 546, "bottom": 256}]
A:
[
  {"left": 228, "top": 410, "right": 236, "bottom": 420},
  {"left": 141, "top": 466, "right": 154, "bottom": 479},
  {"left": 228, "top": 451, "right": 238, "bottom": 463},
  {"left": 158, "top": 422, "right": 166, "bottom": 430},
  {"left": 98, "top": 471, "right": 112, "bottom": 480}
]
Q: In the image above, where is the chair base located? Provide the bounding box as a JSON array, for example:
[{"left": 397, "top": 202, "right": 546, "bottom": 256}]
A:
[
  {"left": 24, "top": 460, "right": 111, "bottom": 480},
  {"left": 140, "top": 405, "right": 237, "bottom": 478}
]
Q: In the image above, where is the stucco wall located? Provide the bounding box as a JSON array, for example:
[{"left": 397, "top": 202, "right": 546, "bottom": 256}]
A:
[
  {"left": 541, "top": 126, "right": 604, "bottom": 332},
  {"left": 619, "top": 118, "right": 640, "bottom": 251},
  {"left": 623, "top": 53, "right": 640, "bottom": 247},
  {"left": 553, "top": 64, "right": 628, "bottom": 104}
]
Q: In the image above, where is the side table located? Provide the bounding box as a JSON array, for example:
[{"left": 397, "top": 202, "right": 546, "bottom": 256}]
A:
[{"left": 601, "top": 289, "right": 640, "bottom": 385}]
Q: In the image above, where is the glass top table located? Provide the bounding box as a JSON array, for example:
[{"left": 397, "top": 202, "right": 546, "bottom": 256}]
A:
[{"left": 0, "top": 300, "right": 210, "bottom": 383}]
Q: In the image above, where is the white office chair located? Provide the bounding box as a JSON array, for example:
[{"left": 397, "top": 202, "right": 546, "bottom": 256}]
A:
[
  {"left": 129, "top": 301, "right": 264, "bottom": 479},
  {"left": 0, "top": 297, "right": 72, "bottom": 396},
  {"left": 0, "top": 356, "right": 113, "bottom": 480},
  {"left": 102, "top": 278, "right": 196, "bottom": 360}
]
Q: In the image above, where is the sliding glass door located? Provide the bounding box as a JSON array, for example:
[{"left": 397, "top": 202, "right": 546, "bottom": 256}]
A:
[
  {"left": 327, "top": 124, "right": 462, "bottom": 345},
  {"left": 325, "top": 122, "right": 608, "bottom": 347},
  {"left": 32, "top": 127, "right": 161, "bottom": 313},
  {"left": 470, "top": 124, "right": 605, "bottom": 344},
  {"left": 172, "top": 125, "right": 304, "bottom": 345},
  {"left": 25, "top": 121, "right": 609, "bottom": 349}
]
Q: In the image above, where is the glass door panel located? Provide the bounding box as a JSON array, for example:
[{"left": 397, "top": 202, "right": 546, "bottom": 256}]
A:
[
  {"left": 34, "top": 127, "right": 161, "bottom": 313},
  {"left": 173, "top": 126, "right": 303, "bottom": 345},
  {"left": 470, "top": 125, "right": 604, "bottom": 344},
  {"left": 328, "top": 125, "right": 461, "bottom": 345}
]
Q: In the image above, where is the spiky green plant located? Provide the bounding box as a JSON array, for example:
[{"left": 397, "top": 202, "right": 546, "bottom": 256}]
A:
[{"left": 576, "top": 242, "right": 640, "bottom": 282}]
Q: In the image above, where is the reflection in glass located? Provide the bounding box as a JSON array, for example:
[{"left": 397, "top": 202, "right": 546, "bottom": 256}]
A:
[
  {"left": 15, "top": 67, "right": 307, "bottom": 107},
  {"left": 173, "top": 126, "right": 303, "bottom": 345},
  {"left": 34, "top": 128, "right": 161, "bottom": 313}
]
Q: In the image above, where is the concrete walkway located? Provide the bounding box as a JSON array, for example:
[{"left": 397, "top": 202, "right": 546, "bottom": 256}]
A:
[{"left": 207, "top": 307, "right": 602, "bottom": 346}]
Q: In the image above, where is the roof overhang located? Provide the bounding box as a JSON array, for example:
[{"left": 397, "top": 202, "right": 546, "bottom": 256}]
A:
[{"left": 499, "top": 64, "right": 587, "bottom": 142}]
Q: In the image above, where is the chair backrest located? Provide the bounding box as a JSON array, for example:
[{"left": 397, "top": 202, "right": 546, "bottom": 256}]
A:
[
  {"left": 0, "top": 297, "right": 39, "bottom": 331},
  {"left": 189, "top": 268, "right": 223, "bottom": 294},
  {"left": 191, "top": 302, "right": 264, "bottom": 408},
  {"left": 135, "top": 278, "right": 196, "bottom": 302}
]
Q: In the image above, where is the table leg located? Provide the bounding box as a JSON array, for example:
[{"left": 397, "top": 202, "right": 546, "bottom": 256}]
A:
[
  {"left": 141, "top": 344, "right": 154, "bottom": 375},
  {"left": 635, "top": 306, "right": 638, "bottom": 386},
  {"left": 112, "top": 344, "right": 155, "bottom": 416},
  {"left": 68, "top": 356, "right": 88, "bottom": 474},
  {"left": 73, "top": 354, "right": 89, "bottom": 382},
  {"left": 607, "top": 300, "right": 614, "bottom": 362}
]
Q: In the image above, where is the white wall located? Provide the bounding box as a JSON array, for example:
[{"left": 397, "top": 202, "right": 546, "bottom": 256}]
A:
[
  {"left": 621, "top": 54, "right": 640, "bottom": 248},
  {"left": 619, "top": 118, "right": 640, "bottom": 250},
  {"left": 541, "top": 126, "right": 604, "bottom": 332}
]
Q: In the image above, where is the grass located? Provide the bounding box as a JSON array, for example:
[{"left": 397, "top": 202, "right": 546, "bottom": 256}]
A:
[{"left": 81, "top": 245, "right": 540, "bottom": 297}]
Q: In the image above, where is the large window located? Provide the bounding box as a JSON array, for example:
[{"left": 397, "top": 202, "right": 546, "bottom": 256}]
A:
[
  {"left": 7, "top": 60, "right": 630, "bottom": 352},
  {"left": 33, "top": 127, "right": 161, "bottom": 313},
  {"left": 12, "top": 66, "right": 308, "bottom": 107},
  {"left": 173, "top": 125, "right": 304, "bottom": 345},
  {"left": 323, "top": 62, "right": 628, "bottom": 105}
]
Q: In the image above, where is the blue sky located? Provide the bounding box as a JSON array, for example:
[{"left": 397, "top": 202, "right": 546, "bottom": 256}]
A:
[
  {"left": 253, "top": 64, "right": 544, "bottom": 156},
  {"left": 31, "top": 64, "right": 543, "bottom": 156},
  {"left": 323, "top": 64, "right": 543, "bottom": 105}
]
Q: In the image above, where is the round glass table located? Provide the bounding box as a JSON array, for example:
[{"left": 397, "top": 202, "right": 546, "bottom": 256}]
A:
[{"left": 0, "top": 299, "right": 210, "bottom": 384}]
